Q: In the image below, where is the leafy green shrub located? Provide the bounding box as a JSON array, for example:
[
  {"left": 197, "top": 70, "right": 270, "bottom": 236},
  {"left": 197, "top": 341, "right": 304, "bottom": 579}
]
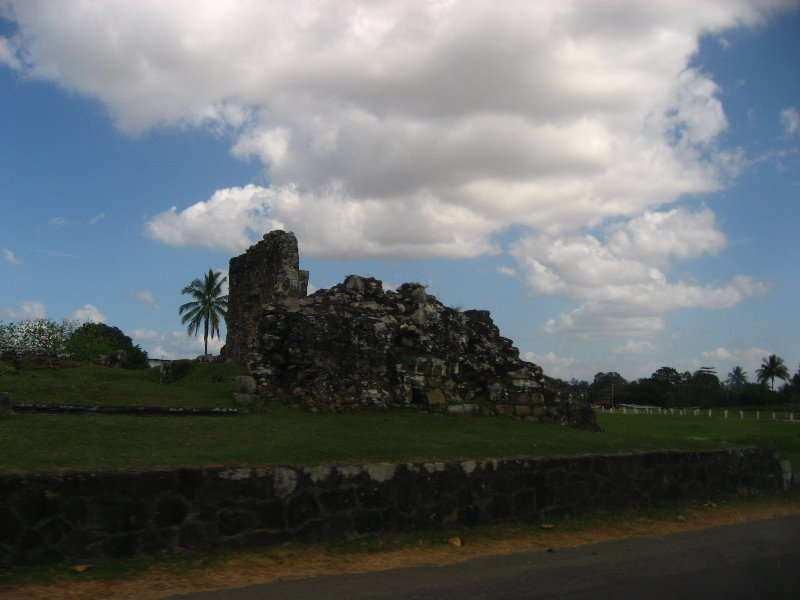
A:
[
  {"left": 64, "top": 322, "right": 149, "bottom": 369},
  {"left": 159, "top": 359, "right": 193, "bottom": 383},
  {"left": 0, "top": 319, "right": 74, "bottom": 356}
]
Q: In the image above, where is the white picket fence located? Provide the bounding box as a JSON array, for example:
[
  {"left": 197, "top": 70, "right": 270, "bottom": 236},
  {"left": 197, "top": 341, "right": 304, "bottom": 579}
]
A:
[{"left": 595, "top": 405, "right": 799, "bottom": 423}]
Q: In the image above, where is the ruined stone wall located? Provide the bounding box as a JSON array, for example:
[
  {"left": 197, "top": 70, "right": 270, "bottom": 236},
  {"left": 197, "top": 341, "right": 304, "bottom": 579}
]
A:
[
  {"left": 247, "top": 274, "right": 595, "bottom": 428},
  {"left": 225, "top": 230, "right": 594, "bottom": 428},
  {"left": 0, "top": 448, "right": 786, "bottom": 567},
  {"left": 223, "top": 231, "right": 308, "bottom": 363}
]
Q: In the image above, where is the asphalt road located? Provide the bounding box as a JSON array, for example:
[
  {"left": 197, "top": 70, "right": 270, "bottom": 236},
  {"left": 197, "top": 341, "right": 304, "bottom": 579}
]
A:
[{"left": 165, "top": 515, "right": 800, "bottom": 600}]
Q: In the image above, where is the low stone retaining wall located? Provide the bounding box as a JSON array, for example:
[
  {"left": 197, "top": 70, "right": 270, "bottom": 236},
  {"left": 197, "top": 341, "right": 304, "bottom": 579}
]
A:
[
  {"left": 10, "top": 403, "right": 242, "bottom": 416},
  {"left": 0, "top": 448, "right": 785, "bottom": 567}
]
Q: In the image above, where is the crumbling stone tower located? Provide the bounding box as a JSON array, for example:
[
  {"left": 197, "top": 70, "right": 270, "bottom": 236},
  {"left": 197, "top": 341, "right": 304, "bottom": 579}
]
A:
[{"left": 222, "top": 230, "right": 309, "bottom": 363}]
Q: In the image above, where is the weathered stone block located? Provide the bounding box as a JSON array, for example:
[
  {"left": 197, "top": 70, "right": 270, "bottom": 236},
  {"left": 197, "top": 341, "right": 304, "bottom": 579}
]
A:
[
  {"left": 218, "top": 507, "right": 259, "bottom": 537},
  {"left": 287, "top": 492, "right": 321, "bottom": 530},
  {"left": 0, "top": 507, "right": 23, "bottom": 545},
  {"left": 258, "top": 501, "right": 287, "bottom": 530},
  {"left": 180, "top": 521, "right": 220, "bottom": 551},
  {"left": 426, "top": 388, "right": 446, "bottom": 405},
  {"left": 446, "top": 403, "right": 480, "bottom": 416},
  {"left": 235, "top": 376, "right": 258, "bottom": 394},
  {"left": 514, "top": 405, "right": 531, "bottom": 417},
  {"left": 153, "top": 496, "right": 188, "bottom": 528},
  {"left": 160, "top": 360, "right": 193, "bottom": 384}
]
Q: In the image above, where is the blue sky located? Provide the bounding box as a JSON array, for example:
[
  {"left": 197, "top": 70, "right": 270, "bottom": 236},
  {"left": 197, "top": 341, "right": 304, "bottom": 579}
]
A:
[{"left": 1, "top": 1, "right": 798, "bottom": 383}]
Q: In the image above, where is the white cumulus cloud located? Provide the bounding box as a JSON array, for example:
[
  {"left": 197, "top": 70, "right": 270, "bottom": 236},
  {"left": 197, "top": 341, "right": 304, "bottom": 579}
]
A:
[
  {"left": 130, "top": 328, "right": 224, "bottom": 360},
  {"left": 613, "top": 340, "right": 657, "bottom": 355},
  {"left": 69, "top": 304, "right": 106, "bottom": 323},
  {"left": 1, "top": 300, "right": 47, "bottom": 321},
  {"left": 781, "top": 107, "right": 799, "bottom": 137},
  {"left": 3, "top": 248, "right": 22, "bottom": 265},
  {"left": 543, "top": 309, "right": 667, "bottom": 341},
  {"left": 607, "top": 208, "right": 726, "bottom": 266},
  {"left": 145, "top": 185, "right": 283, "bottom": 253},
  {"left": 497, "top": 266, "right": 517, "bottom": 278},
  {"left": 147, "top": 183, "right": 499, "bottom": 259},
  {"left": 133, "top": 290, "right": 161, "bottom": 309},
  {"left": 2, "top": 0, "right": 784, "bottom": 339},
  {"left": 511, "top": 206, "right": 770, "bottom": 338},
  {"left": 523, "top": 351, "right": 579, "bottom": 381},
  {"left": 47, "top": 216, "right": 71, "bottom": 227}
]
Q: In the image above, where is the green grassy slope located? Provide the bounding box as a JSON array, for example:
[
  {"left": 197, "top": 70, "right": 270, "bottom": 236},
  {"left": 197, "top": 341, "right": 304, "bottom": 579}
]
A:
[
  {"left": 1, "top": 360, "right": 798, "bottom": 472},
  {"left": 0, "top": 359, "right": 246, "bottom": 407}
]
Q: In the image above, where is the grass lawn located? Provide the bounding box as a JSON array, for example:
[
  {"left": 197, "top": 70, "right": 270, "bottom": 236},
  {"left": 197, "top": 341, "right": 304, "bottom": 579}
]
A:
[
  {"left": 1, "top": 407, "right": 799, "bottom": 473},
  {"left": 1, "top": 360, "right": 799, "bottom": 472},
  {"left": 597, "top": 411, "right": 800, "bottom": 468},
  {"left": 0, "top": 360, "right": 246, "bottom": 408}
]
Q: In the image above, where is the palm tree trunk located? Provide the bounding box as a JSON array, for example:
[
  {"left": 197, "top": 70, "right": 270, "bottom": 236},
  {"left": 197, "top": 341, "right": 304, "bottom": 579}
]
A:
[{"left": 204, "top": 316, "right": 209, "bottom": 356}]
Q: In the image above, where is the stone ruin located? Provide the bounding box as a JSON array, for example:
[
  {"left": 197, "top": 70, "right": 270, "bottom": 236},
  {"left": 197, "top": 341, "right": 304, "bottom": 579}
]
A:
[
  {"left": 224, "top": 230, "right": 309, "bottom": 363},
  {"left": 222, "top": 230, "right": 596, "bottom": 429}
]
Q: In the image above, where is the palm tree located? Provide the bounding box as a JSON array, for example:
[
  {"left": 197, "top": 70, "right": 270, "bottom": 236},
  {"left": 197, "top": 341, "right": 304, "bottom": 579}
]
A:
[
  {"left": 726, "top": 366, "right": 748, "bottom": 391},
  {"left": 179, "top": 269, "right": 228, "bottom": 356},
  {"left": 756, "top": 354, "right": 789, "bottom": 391}
]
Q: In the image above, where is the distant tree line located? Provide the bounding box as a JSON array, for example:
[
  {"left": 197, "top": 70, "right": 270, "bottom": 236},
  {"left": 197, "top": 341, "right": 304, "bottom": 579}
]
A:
[
  {"left": 0, "top": 319, "right": 148, "bottom": 369},
  {"left": 564, "top": 354, "right": 800, "bottom": 408}
]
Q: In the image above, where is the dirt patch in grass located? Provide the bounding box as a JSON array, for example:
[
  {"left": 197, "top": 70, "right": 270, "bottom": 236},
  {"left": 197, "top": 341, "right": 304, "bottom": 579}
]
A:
[{"left": 4, "top": 495, "right": 800, "bottom": 600}]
